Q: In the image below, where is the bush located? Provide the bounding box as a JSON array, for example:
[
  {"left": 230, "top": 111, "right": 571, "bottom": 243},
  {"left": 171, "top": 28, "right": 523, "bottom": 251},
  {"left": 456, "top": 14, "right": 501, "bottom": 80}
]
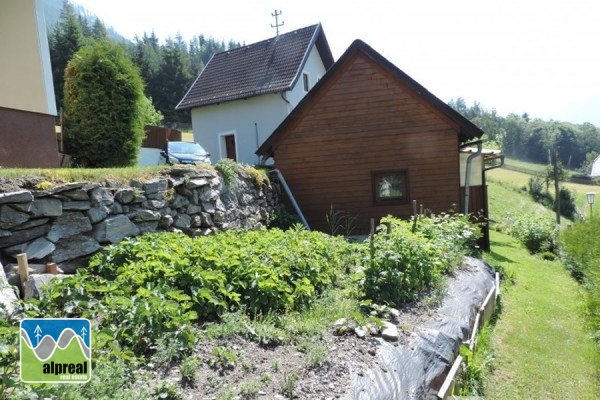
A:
[
  {"left": 362, "top": 214, "right": 480, "bottom": 305},
  {"left": 63, "top": 40, "right": 146, "bottom": 167},
  {"left": 507, "top": 213, "right": 558, "bottom": 254},
  {"left": 560, "top": 217, "right": 600, "bottom": 345},
  {"left": 30, "top": 228, "right": 353, "bottom": 358}
]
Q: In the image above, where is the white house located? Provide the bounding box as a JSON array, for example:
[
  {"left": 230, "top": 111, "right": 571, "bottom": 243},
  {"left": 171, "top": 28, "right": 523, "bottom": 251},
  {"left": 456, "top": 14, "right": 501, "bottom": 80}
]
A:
[
  {"left": 175, "top": 24, "right": 334, "bottom": 165},
  {"left": 0, "top": 0, "right": 59, "bottom": 167}
]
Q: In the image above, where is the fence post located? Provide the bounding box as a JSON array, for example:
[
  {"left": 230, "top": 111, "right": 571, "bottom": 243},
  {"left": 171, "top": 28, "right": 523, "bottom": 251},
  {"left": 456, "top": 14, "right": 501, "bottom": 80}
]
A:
[
  {"left": 17, "top": 253, "right": 29, "bottom": 289},
  {"left": 46, "top": 263, "right": 58, "bottom": 275}
]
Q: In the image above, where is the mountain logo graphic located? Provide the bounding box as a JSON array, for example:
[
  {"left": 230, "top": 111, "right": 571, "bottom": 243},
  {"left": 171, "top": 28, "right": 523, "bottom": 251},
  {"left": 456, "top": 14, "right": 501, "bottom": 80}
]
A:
[{"left": 20, "top": 318, "right": 91, "bottom": 383}]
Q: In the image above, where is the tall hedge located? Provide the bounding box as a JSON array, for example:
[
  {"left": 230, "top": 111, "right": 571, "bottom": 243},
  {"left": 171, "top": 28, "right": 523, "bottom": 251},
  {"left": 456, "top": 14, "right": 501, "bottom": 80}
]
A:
[{"left": 63, "top": 40, "right": 145, "bottom": 167}]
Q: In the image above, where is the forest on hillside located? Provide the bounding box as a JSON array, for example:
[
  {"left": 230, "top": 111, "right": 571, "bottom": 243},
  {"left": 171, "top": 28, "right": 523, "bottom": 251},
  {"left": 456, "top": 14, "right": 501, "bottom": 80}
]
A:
[
  {"left": 449, "top": 98, "right": 600, "bottom": 174},
  {"left": 47, "top": 0, "right": 241, "bottom": 125},
  {"left": 47, "top": 1, "right": 600, "bottom": 173}
]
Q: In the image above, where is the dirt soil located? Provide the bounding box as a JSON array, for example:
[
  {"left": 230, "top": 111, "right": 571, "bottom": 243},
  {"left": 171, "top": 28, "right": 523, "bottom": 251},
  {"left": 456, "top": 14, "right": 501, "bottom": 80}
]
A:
[{"left": 147, "top": 301, "right": 435, "bottom": 400}]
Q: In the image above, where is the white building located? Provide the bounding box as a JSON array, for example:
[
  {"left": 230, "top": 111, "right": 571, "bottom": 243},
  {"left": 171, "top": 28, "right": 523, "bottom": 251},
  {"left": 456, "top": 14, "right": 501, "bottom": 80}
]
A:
[{"left": 176, "top": 24, "right": 334, "bottom": 165}]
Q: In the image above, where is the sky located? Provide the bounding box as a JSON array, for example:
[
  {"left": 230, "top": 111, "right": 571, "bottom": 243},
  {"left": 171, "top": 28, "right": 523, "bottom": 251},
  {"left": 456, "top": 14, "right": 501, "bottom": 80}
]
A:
[{"left": 70, "top": 0, "right": 600, "bottom": 126}]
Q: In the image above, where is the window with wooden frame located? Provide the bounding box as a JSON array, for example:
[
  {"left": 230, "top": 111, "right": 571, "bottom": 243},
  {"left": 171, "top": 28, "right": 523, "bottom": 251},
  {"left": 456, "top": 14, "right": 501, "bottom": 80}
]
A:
[{"left": 372, "top": 170, "right": 410, "bottom": 205}]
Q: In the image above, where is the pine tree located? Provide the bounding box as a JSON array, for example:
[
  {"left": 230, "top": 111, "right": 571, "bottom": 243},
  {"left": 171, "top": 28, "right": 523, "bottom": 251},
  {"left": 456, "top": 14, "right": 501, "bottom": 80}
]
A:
[{"left": 48, "top": 0, "right": 84, "bottom": 110}]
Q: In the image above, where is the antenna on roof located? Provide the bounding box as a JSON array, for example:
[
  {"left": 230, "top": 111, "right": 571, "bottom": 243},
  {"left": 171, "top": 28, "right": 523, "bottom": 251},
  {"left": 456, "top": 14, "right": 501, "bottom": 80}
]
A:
[{"left": 271, "top": 10, "right": 284, "bottom": 38}]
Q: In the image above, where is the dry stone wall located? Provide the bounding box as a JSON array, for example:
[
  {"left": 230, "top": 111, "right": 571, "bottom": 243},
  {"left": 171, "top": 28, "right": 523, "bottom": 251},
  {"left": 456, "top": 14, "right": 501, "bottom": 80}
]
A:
[{"left": 0, "top": 167, "right": 276, "bottom": 277}]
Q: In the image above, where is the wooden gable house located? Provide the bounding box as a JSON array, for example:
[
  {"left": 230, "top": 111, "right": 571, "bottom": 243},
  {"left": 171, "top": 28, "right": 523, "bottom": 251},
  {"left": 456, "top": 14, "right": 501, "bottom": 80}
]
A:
[{"left": 257, "top": 40, "right": 491, "bottom": 246}]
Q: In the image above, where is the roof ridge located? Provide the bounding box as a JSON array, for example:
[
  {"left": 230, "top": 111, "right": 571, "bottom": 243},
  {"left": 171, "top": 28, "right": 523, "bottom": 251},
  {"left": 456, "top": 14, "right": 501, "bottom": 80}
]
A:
[{"left": 213, "top": 24, "right": 319, "bottom": 58}]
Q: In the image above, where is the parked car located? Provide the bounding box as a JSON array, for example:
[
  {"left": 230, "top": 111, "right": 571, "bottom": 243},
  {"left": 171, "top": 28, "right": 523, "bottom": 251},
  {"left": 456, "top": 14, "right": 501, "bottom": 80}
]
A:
[{"left": 160, "top": 141, "right": 211, "bottom": 165}]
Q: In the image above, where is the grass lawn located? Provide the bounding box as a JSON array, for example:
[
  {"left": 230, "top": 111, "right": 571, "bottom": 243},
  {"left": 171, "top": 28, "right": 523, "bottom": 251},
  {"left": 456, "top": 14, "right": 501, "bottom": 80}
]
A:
[
  {"left": 483, "top": 229, "right": 600, "bottom": 399},
  {"left": 489, "top": 161, "right": 600, "bottom": 219}
]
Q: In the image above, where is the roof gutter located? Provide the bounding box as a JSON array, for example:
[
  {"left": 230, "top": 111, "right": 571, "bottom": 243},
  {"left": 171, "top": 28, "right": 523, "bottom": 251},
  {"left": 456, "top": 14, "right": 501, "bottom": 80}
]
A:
[{"left": 460, "top": 140, "right": 483, "bottom": 215}]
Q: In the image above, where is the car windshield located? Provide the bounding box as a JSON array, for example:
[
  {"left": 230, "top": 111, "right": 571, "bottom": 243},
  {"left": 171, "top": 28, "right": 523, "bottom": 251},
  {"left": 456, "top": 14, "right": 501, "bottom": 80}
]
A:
[{"left": 169, "top": 142, "right": 205, "bottom": 154}]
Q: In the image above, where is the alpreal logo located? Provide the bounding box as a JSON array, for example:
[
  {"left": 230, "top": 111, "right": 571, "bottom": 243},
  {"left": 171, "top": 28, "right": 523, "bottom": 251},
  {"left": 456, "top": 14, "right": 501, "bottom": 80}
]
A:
[{"left": 20, "top": 318, "right": 91, "bottom": 383}]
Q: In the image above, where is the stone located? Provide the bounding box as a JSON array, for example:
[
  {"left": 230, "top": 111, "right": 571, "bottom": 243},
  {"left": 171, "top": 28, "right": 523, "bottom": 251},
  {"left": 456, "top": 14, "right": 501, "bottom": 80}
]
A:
[
  {"left": 13, "top": 218, "right": 50, "bottom": 231},
  {"left": 185, "top": 178, "right": 209, "bottom": 189},
  {"left": 213, "top": 211, "right": 226, "bottom": 225},
  {"left": 62, "top": 201, "right": 92, "bottom": 211},
  {"left": 144, "top": 179, "right": 168, "bottom": 197},
  {"left": 136, "top": 221, "right": 160, "bottom": 234},
  {"left": 200, "top": 186, "right": 219, "bottom": 202},
  {"left": 27, "top": 198, "right": 63, "bottom": 217},
  {"left": 381, "top": 321, "right": 399, "bottom": 342},
  {"left": 202, "top": 202, "right": 215, "bottom": 214},
  {"left": 169, "top": 193, "right": 189, "bottom": 209},
  {"left": 142, "top": 200, "right": 166, "bottom": 210},
  {"left": 47, "top": 212, "right": 92, "bottom": 242},
  {"left": 173, "top": 214, "right": 192, "bottom": 229},
  {"left": 92, "top": 215, "right": 139, "bottom": 244},
  {"left": 35, "top": 182, "right": 85, "bottom": 196},
  {"left": 389, "top": 308, "right": 401, "bottom": 322},
  {"left": 200, "top": 213, "right": 213, "bottom": 227},
  {"left": 0, "top": 190, "right": 34, "bottom": 204},
  {"left": 25, "top": 238, "right": 56, "bottom": 260},
  {"left": 4, "top": 263, "right": 53, "bottom": 286},
  {"left": 129, "top": 210, "right": 161, "bottom": 222},
  {"left": 215, "top": 198, "right": 226, "bottom": 212},
  {"left": 23, "top": 274, "right": 69, "bottom": 300},
  {"left": 0, "top": 224, "right": 50, "bottom": 248},
  {"left": 158, "top": 214, "right": 174, "bottom": 229},
  {"left": 0, "top": 262, "right": 19, "bottom": 318},
  {"left": 61, "top": 188, "right": 89, "bottom": 201},
  {"left": 89, "top": 187, "right": 114, "bottom": 207},
  {"left": 0, "top": 205, "right": 30, "bottom": 229},
  {"left": 186, "top": 204, "right": 203, "bottom": 215},
  {"left": 87, "top": 206, "right": 110, "bottom": 224},
  {"left": 51, "top": 236, "right": 101, "bottom": 263},
  {"left": 354, "top": 326, "right": 367, "bottom": 339},
  {"left": 110, "top": 202, "right": 125, "bottom": 214},
  {"left": 115, "top": 188, "right": 135, "bottom": 204}
]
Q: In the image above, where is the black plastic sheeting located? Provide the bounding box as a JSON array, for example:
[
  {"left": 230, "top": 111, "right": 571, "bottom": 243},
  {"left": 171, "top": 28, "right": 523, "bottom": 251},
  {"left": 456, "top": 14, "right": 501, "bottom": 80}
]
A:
[{"left": 349, "top": 257, "right": 495, "bottom": 400}]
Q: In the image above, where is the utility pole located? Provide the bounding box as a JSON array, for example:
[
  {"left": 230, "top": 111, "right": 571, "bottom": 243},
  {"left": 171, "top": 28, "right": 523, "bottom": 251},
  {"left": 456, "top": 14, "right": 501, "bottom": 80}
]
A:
[{"left": 271, "top": 10, "right": 284, "bottom": 38}]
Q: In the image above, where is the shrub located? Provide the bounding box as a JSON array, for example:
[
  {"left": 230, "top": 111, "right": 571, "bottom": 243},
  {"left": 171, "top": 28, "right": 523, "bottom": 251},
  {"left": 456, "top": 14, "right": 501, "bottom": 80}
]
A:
[
  {"left": 506, "top": 213, "right": 558, "bottom": 254},
  {"left": 560, "top": 217, "right": 600, "bottom": 345},
  {"left": 63, "top": 40, "right": 146, "bottom": 167},
  {"left": 362, "top": 214, "right": 480, "bottom": 305},
  {"left": 30, "top": 228, "right": 353, "bottom": 359}
]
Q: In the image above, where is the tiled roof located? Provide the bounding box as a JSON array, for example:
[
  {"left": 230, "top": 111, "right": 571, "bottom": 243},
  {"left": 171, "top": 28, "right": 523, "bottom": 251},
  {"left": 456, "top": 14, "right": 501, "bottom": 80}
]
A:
[{"left": 176, "top": 24, "right": 334, "bottom": 110}]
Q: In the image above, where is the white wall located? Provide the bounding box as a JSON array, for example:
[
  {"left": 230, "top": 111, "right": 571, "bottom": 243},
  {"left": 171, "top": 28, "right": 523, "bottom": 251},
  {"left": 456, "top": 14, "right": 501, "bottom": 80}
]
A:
[
  {"left": 286, "top": 45, "right": 328, "bottom": 107},
  {"left": 191, "top": 93, "right": 289, "bottom": 165}
]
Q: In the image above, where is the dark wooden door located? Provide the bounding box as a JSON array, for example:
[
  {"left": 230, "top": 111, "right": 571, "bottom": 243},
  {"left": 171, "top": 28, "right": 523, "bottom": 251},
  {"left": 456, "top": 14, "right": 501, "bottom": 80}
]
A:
[{"left": 225, "top": 135, "right": 236, "bottom": 161}]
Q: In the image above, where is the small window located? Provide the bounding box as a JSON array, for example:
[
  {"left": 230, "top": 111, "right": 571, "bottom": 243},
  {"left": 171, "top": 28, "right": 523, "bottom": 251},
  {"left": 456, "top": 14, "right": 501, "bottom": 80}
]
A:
[
  {"left": 302, "top": 72, "right": 310, "bottom": 92},
  {"left": 373, "top": 170, "right": 410, "bottom": 205}
]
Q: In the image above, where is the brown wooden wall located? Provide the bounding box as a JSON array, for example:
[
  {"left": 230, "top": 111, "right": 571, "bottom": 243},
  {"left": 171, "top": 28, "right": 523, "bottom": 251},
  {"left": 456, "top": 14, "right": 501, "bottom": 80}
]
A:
[
  {"left": 142, "top": 125, "right": 182, "bottom": 149},
  {"left": 273, "top": 54, "right": 464, "bottom": 234},
  {"left": 0, "top": 107, "right": 59, "bottom": 168}
]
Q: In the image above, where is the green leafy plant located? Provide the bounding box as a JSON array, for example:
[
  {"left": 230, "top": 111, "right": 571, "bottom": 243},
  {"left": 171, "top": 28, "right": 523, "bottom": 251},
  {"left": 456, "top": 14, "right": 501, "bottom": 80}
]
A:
[
  {"left": 362, "top": 214, "right": 480, "bottom": 305},
  {"left": 215, "top": 158, "right": 240, "bottom": 187},
  {"left": 208, "top": 345, "right": 238, "bottom": 370},
  {"left": 180, "top": 355, "right": 199, "bottom": 386},
  {"left": 281, "top": 371, "right": 299, "bottom": 399},
  {"left": 238, "top": 378, "right": 261, "bottom": 398},
  {"left": 326, "top": 205, "right": 358, "bottom": 237},
  {"left": 506, "top": 213, "right": 558, "bottom": 253}
]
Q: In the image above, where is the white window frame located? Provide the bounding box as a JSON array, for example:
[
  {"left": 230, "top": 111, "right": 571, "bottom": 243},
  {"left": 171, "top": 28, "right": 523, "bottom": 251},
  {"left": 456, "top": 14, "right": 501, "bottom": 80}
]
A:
[
  {"left": 218, "top": 131, "right": 237, "bottom": 161},
  {"left": 302, "top": 72, "right": 310, "bottom": 92}
]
